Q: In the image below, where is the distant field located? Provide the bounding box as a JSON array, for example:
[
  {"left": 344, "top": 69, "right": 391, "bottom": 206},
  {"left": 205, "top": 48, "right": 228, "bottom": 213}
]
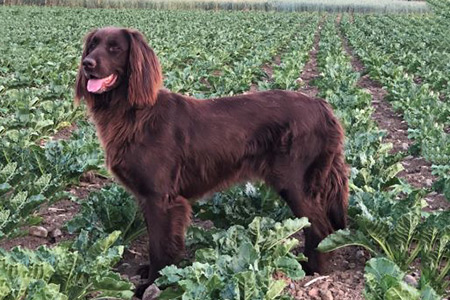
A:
[{"left": 2, "top": 0, "right": 429, "bottom": 13}]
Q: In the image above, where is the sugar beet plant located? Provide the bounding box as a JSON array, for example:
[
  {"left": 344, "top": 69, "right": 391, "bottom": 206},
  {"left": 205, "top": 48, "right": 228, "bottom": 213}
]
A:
[{"left": 0, "top": 231, "right": 133, "bottom": 299}]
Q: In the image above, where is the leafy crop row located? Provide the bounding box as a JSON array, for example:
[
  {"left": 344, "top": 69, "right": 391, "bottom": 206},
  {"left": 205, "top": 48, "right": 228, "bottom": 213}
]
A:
[
  {"left": 312, "top": 17, "right": 448, "bottom": 299},
  {"left": 427, "top": 0, "right": 450, "bottom": 18},
  {"left": 339, "top": 14, "right": 450, "bottom": 201},
  {"left": 0, "top": 231, "right": 133, "bottom": 299}
]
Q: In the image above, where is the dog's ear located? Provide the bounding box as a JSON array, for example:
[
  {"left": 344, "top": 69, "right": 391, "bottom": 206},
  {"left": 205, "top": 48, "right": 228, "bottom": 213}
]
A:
[
  {"left": 126, "top": 29, "right": 162, "bottom": 107},
  {"left": 75, "top": 29, "right": 97, "bottom": 105}
]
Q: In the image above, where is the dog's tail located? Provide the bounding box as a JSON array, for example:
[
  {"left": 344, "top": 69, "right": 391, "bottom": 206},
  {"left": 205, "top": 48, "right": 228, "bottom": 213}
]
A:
[
  {"left": 309, "top": 99, "right": 349, "bottom": 231},
  {"left": 321, "top": 100, "right": 349, "bottom": 231}
]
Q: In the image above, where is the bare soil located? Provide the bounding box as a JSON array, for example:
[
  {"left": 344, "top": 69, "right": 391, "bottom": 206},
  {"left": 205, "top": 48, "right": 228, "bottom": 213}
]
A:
[
  {"left": 52, "top": 123, "right": 78, "bottom": 141},
  {"left": 246, "top": 54, "right": 279, "bottom": 94},
  {"left": 117, "top": 234, "right": 150, "bottom": 290},
  {"left": 298, "top": 20, "right": 322, "bottom": 98},
  {"left": 0, "top": 199, "right": 79, "bottom": 250},
  {"left": 286, "top": 247, "right": 366, "bottom": 300},
  {"left": 70, "top": 170, "right": 113, "bottom": 199},
  {"left": 0, "top": 170, "right": 111, "bottom": 250}
]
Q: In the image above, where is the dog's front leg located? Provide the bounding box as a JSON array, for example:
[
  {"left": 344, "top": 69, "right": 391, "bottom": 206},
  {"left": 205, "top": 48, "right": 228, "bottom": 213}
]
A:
[{"left": 135, "top": 194, "right": 192, "bottom": 298}]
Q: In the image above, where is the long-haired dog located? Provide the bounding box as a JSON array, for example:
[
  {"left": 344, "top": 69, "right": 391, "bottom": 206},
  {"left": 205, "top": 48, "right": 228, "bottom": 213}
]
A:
[{"left": 75, "top": 27, "right": 349, "bottom": 297}]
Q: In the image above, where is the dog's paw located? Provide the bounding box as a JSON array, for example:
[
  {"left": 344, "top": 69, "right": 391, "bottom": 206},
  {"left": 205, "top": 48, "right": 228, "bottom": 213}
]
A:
[
  {"left": 136, "top": 263, "right": 150, "bottom": 279},
  {"left": 134, "top": 281, "right": 152, "bottom": 299}
]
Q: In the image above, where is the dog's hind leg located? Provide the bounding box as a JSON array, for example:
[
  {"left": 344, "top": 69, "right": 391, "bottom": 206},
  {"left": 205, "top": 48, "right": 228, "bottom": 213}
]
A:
[
  {"left": 266, "top": 161, "right": 334, "bottom": 275},
  {"left": 277, "top": 185, "right": 333, "bottom": 275},
  {"left": 135, "top": 195, "right": 192, "bottom": 298}
]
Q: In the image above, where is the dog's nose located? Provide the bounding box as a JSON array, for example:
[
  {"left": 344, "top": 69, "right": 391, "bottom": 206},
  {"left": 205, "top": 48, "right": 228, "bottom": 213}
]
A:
[{"left": 82, "top": 58, "right": 96, "bottom": 69}]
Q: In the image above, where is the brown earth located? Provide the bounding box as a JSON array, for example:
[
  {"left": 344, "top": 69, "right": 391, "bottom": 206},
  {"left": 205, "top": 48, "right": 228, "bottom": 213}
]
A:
[
  {"left": 298, "top": 20, "right": 322, "bottom": 99},
  {"left": 52, "top": 123, "right": 78, "bottom": 141},
  {"left": 0, "top": 199, "right": 79, "bottom": 250},
  {"left": 284, "top": 247, "right": 366, "bottom": 300},
  {"left": 0, "top": 169, "right": 111, "bottom": 251}
]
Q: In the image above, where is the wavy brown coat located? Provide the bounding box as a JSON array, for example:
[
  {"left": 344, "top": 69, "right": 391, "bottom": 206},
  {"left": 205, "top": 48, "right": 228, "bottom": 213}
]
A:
[{"left": 75, "top": 27, "right": 349, "bottom": 297}]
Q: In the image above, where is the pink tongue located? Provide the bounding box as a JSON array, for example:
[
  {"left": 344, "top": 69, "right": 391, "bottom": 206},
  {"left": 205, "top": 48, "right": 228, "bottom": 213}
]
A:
[{"left": 87, "top": 78, "right": 107, "bottom": 93}]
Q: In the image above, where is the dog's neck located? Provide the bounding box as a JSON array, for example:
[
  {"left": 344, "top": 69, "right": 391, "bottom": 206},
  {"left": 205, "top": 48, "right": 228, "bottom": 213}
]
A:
[{"left": 88, "top": 85, "right": 148, "bottom": 168}]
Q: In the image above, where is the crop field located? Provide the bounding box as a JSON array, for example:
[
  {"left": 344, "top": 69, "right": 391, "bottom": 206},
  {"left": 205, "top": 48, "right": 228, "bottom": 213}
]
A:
[{"left": 0, "top": 2, "right": 449, "bottom": 300}]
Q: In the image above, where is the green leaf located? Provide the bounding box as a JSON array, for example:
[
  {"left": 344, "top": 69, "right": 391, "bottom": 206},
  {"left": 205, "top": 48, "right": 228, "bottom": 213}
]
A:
[
  {"left": 385, "top": 281, "right": 420, "bottom": 300},
  {"left": 25, "top": 281, "right": 68, "bottom": 300},
  {"left": 318, "top": 229, "right": 377, "bottom": 254},
  {"left": 420, "top": 284, "right": 440, "bottom": 300},
  {"left": 274, "top": 256, "right": 305, "bottom": 280},
  {"left": 265, "top": 279, "right": 287, "bottom": 300},
  {"left": 87, "top": 231, "right": 121, "bottom": 259},
  {"left": 230, "top": 242, "right": 259, "bottom": 273},
  {"left": 93, "top": 272, "right": 134, "bottom": 299}
]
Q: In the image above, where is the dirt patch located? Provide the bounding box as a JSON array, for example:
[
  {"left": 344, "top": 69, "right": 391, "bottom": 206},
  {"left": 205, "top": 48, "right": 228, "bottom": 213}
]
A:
[
  {"left": 262, "top": 63, "right": 274, "bottom": 80},
  {"left": 199, "top": 77, "right": 212, "bottom": 89},
  {"left": 288, "top": 247, "right": 366, "bottom": 300},
  {"left": 69, "top": 170, "right": 112, "bottom": 199},
  {"left": 116, "top": 218, "right": 216, "bottom": 289},
  {"left": 336, "top": 16, "right": 448, "bottom": 211},
  {"left": 116, "top": 234, "right": 149, "bottom": 289},
  {"left": 52, "top": 123, "right": 78, "bottom": 141},
  {"left": 0, "top": 199, "right": 79, "bottom": 250},
  {"left": 360, "top": 76, "right": 412, "bottom": 154},
  {"left": 400, "top": 156, "right": 450, "bottom": 211},
  {"left": 413, "top": 76, "right": 423, "bottom": 85},
  {"left": 298, "top": 19, "right": 323, "bottom": 98},
  {"left": 0, "top": 169, "right": 112, "bottom": 252},
  {"left": 288, "top": 229, "right": 366, "bottom": 299},
  {"left": 38, "top": 123, "right": 78, "bottom": 147}
]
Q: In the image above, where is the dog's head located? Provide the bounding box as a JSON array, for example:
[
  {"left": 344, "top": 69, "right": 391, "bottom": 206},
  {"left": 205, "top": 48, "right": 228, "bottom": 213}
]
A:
[{"left": 75, "top": 27, "right": 162, "bottom": 107}]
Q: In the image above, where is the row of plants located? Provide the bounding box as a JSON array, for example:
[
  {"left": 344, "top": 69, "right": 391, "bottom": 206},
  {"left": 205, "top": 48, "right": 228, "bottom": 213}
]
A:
[
  {"left": 345, "top": 14, "right": 449, "bottom": 96},
  {"left": 312, "top": 17, "right": 448, "bottom": 299},
  {"left": 262, "top": 18, "right": 317, "bottom": 91},
  {"left": 427, "top": 0, "right": 450, "bottom": 18},
  {"left": 339, "top": 13, "right": 450, "bottom": 201}
]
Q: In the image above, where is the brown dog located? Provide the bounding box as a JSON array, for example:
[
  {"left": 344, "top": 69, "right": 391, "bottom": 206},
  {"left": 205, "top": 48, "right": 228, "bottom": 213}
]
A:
[{"left": 75, "top": 27, "right": 349, "bottom": 297}]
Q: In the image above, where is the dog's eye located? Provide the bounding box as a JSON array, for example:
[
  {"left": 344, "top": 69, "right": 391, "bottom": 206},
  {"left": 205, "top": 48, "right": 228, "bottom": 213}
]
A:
[{"left": 109, "top": 46, "right": 121, "bottom": 52}]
